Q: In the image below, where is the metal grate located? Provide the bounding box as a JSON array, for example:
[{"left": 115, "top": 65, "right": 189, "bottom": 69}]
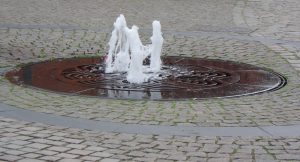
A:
[{"left": 6, "top": 56, "right": 286, "bottom": 100}]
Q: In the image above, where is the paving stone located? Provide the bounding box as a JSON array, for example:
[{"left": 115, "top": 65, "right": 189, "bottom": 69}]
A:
[
  {"left": 39, "top": 156, "right": 61, "bottom": 161},
  {"left": 63, "top": 138, "right": 83, "bottom": 144},
  {"left": 66, "top": 144, "right": 87, "bottom": 149},
  {"left": 17, "top": 158, "right": 46, "bottom": 162},
  {"left": 276, "top": 154, "right": 300, "bottom": 160},
  {"left": 35, "top": 150, "right": 58, "bottom": 156},
  {"left": 0, "top": 154, "right": 22, "bottom": 161},
  {"left": 85, "top": 146, "right": 106, "bottom": 152},
  {"left": 0, "top": 147, "right": 7, "bottom": 152},
  {"left": 207, "top": 153, "right": 230, "bottom": 158},
  {"left": 5, "top": 149, "right": 26, "bottom": 156},
  {"left": 232, "top": 160, "right": 253, "bottom": 162},
  {"left": 155, "top": 159, "right": 175, "bottom": 162},
  {"left": 207, "top": 158, "right": 230, "bottom": 162},
  {"left": 4, "top": 144, "right": 24, "bottom": 149},
  {"left": 128, "top": 151, "right": 146, "bottom": 157},
  {"left": 67, "top": 149, "right": 94, "bottom": 156},
  {"left": 55, "top": 153, "right": 79, "bottom": 159},
  {"left": 80, "top": 156, "right": 102, "bottom": 161},
  {"left": 187, "top": 152, "right": 207, "bottom": 157},
  {"left": 19, "top": 147, "right": 39, "bottom": 153},
  {"left": 10, "top": 140, "right": 31, "bottom": 145},
  {"left": 166, "top": 154, "right": 187, "bottom": 161},
  {"left": 58, "top": 159, "right": 82, "bottom": 162},
  {"left": 21, "top": 153, "right": 42, "bottom": 159},
  {"left": 48, "top": 146, "right": 72, "bottom": 152},
  {"left": 27, "top": 143, "right": 50, "bottom": 149},
  {"left": 91, "top": 152, "right": 113, "bottom": 158},
  {"left": 100, "top": 158, "right": 120, "bottom": 162}
]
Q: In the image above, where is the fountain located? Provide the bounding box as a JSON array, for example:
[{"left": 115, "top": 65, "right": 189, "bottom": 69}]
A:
[
  {"left": 105, "top": 14, "right": 164, "bottom": 83},
  {"left": 5, "top": 14, "right": 286, "bottom": 100}
]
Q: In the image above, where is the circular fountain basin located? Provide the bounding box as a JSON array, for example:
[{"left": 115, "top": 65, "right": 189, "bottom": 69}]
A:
[{"left": 6, "top": 56, "right": 286, "bottom": 100}]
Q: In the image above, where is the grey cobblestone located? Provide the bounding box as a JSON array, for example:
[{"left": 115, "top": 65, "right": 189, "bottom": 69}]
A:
[
  {"left": 39, "top": 156, "right": 61, "bottom": 161},
  {"left": 27, "top": 143, "right": 50, "bottom": 149},
  {"left": 0, "top": 0, "right": 238, "bottom": 33},
  {"left": 21, "top": 153, "right": 42, "bottom": 159},
  {"left": 100, "top": 158, "right": 120, "bottom": 162},
  {"left": 48, "top": 146, "right": 72, "bottom": 152},
  {"left": 55, "top": 153, "right": 79, "bottom": 159},
  {"left": 91, "top": 152, "right": 113, "bottom": 158},
  {"left": 241, "top": 0, "right": 300, "bottom": 42},
  {"left": 17, "top": 159, "right": 45, "bottom": 162},
  {"left": 0, "top": 117, "right": 300, "bottom": 161}
]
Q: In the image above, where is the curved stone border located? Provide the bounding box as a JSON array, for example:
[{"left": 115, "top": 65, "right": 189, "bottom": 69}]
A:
[{"left": 1, "top": 103, "right": 300, "bottom": 137}]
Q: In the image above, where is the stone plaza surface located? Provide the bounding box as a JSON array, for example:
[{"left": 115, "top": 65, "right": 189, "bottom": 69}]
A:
[{"left": 0, "top": 0, "right": 300, "bottom": 161}]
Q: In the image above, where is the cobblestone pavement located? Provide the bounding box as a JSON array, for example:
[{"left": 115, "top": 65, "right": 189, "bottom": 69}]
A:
[
  {"left": 1, "top": 0, "right": 300, "bottom": 161},
  {"left": 242, "top": 0, "right": 300, "bottom": 42},
  {"left": 1, "top": 117, "right": 300, "bottom": 162},
  {"left": 0, "top": 0, "right": 238, "bottom": 32}
]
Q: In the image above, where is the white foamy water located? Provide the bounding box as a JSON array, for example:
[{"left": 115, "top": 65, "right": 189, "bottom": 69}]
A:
[{"left": 105, "top": 14, "right": 164, "bottom": 83}]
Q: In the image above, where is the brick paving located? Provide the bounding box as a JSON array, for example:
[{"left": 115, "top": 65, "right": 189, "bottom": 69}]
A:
[{"left": 0, "top": 0, "right": 300, "bottom": 161}]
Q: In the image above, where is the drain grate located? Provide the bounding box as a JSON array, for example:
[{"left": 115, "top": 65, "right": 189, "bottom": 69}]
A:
[{"left": 6, "top": 56, "right": 286, "bottom": 100}]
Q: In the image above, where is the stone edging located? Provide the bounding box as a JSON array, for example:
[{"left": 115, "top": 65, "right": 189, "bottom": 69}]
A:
[{"left": 1, "top": 103, "right": 300, "bottom": 137}]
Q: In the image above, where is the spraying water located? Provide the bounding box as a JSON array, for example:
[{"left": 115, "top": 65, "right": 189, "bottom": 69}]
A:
[{"left": 105, "top": 14, "right": 164, "bottom": 83}]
